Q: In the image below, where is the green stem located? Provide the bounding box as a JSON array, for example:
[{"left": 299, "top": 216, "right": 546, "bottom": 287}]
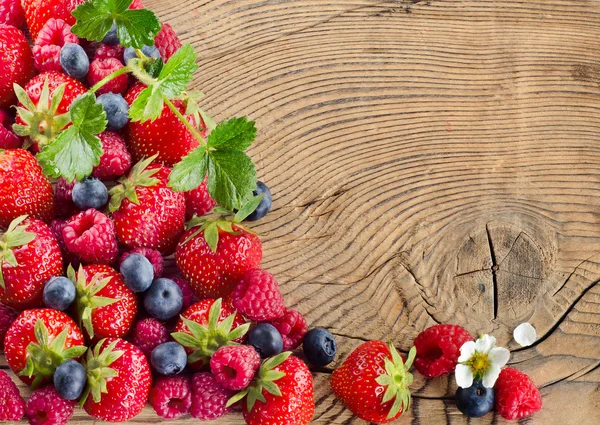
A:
[
  {"left": 164, "top": 97, "right": 206, "bottom": 145},
  {"left": 90, "top": 67, "right": 131, "bottom": 93}
]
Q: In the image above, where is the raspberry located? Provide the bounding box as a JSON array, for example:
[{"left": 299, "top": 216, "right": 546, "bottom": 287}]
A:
[
  {"left": 269, "top": 308, "right": 308, "bottom": 350},
  {"left": 32, "top": 18, "right": 79, "bottom": 72},
  {"left": 150, "top": 375, "right": 192, "bottom": 420},
  {"left": 0, "top": 0, "right": 25, "bottom": 28},
  {"left": 87, "top": 58, "right": 128, "bottom": 95},
  {"left": 25, "top": 385, "right": 74, "bottom": 425},
  {"left": 155, "top": 23, "right": 182, "bottom": 61},
  {"left": 0, "top": 369, "right": 25, "bottom": 421},
  {"left": 54, "top": 177, "right": 78, "bottom": 218},
  {"left": 210, "top": 345, "right": 260, "bottom": 391},
  {"left": 0, "top": 109, "right": 22, "bottom": 149},
  {"left": 131, "top": 318, "right": 170, "bottom": 359},
  {"left": 121, "top": 247, "right": 164, "bottom": 279},
  {"left": 50, "top": 219, "right": 80, "bottom": 268},
  {"left": 62, "top": 209, "right": 119, "bottom": 265},
  {"left": 0, "top": 302, "right": 17, "bottom": 351},
  {"left": 165, "top": 275, "right": 198, "bottom": 310},
  {"left": 185, "top": 179, "right": 216, "bottom": 219},
  {"left": 92, "top": 131, "right": 132, "bottom": 180},
  {"left": 94, "top": 44, "right": 125, "bottom": 62},
  {"left": 190, "top": 372, "right": 233, "bottom": 420},
  {"left": 232, "top": 269, "right": 285, "bottom": 322},
  {"left": 495, "top": 368, "right": 542, "bottom": 420},
  {"left": 413, "top": 324, "right": 473, "bottom": 378}
]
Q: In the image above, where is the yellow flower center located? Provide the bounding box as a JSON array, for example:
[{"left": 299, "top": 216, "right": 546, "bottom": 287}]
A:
[{"left": 468, "top": 352, "right": 490, "bottom": 379}]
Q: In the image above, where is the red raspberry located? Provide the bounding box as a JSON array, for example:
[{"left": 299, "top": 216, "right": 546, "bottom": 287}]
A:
[
  {"left": 190, "top": 372, "right": 233, "bottom": 420},
  {"left": 62, "top": 209, "right": 119, "bottom": 265},
  {"left": 232, "top": 269, "right": 285, "bottom": 322},
  {"left": 413, "top": 324, "right": 473, "bottom": 378},
  {"left": 0, "top": 0, "right": 25, "bottom": 28},
  {"left": 92, "top": 131, "right": 132, "bottom": 180},
  {"left": 0, "top": 369, "right": 25, "bottom": 421},
  {"left": 0, "top": 302, "right": 17, "bottom": 351},
  {"left": 50, "top": 219, "right": 80, "bottom": 268},
  {"left": 25, "top": 385, "right": 74, "bottom": 425},
  {"left": 165, "top": 275, "right": 198, "bottom": 310},
  {"left": 185, "top": 179, "right": 216, "bottom": 219},
  {"left": 155, "top": 23, "right": 182, "bottom": 61},
  {"left": 0, "top": 109, "right": 22, "bottom": 149},
  {"left": 210, "top": 345, "right": 260, "bottom": 391},
  {"left": 269, "top": 308, "right": 308, "bottom": 350},
  {"left": 88, "top": 58, "right": 127, "bottom": 95},
  {"left": 94, "top": 44, "right": 125, "bottom": 62},
  {"left": 150, "top": 375, "right": 192, "bottom": 420},
  {"left": 120, "top": 247, "right": 164, "bottom": 279},
  {"left": 495, "top": 368, "right": 542, "bottom": 420},
  {"left": 54, "top": 177, "right": 78, "bottom": 218},
  {"left": 131, "top": 318, "right": 170, "bottom": 359},
  {"left": 32, "top": 18, "right": 78, "bottom": 72}
]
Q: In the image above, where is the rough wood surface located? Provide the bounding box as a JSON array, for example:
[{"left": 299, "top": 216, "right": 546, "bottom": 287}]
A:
[{"left": 3, "top": 0, "right": 600, "bottom": 423}]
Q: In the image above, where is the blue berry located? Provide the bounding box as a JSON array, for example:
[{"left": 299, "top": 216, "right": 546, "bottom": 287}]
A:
[
  {"left": 455, "top": 380, "right": 495, "bottom": 418},
  {"left": 120, "top": 253, "right": 154, "bottom": 293},
  {"left": 124, "top": 45, "right": 161, "bottom": 65},
  {"left": 246, "top": 181, "right": 272, "bottom": 221},
  {"left": 53, "top": 360, "right": 87, "bottom": 401},
  {"left": 72, "top": 177, "right": 108, "bottom": 210},
  {"left": 247, "top": 323, "right": 283, "bottom": 358},
  {"left": 144, "top": 278, "right": 183, "bottom": 320},
  {"left": 303, "top": 328, "right": 337, "bottom": 367},
  {"left": 43, "top": 276, "right": 76, "bottom": 311},
  {"left": 60, "top": 43, "right": 90, "bottom": 79},
  {"left": 97, "top": 93, "right": 129, "bottom": 131},
  {"left": 102, "top": 23, "right": 119, "bottom": 45},
  {"left": 151, "top": 342, "right": 187, "bottom": 376}
]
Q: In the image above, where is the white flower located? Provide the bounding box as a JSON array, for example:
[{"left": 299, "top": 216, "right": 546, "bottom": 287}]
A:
[
  {"left": 513, "top": 323, "right": 536, "bottom": 347},
  {"left": 455, "top": 334, "right": 510, "bottom": 388}
]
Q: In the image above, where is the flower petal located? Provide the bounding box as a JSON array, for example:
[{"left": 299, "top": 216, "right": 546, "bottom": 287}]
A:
[
  {"left": 455, "top": 364, "right": 474, "bottom": 388},
  {"left": 513, "top": 322, "right": 536, "bottom": 347},
  {"left": 458, "top": 341, "right": 476, "bottom": 362},
  {"left": 489, "top": 347, "right": 510, "bottom": 368},
  {"left": 482, "top": 364, "right": 501, "bottom": 388},
  {"left": 475, "top": 334, "right": 496, "bottom": 354}
]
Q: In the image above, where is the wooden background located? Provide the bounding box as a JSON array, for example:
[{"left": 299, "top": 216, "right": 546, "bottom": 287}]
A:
[{"left": 4, "top": 0, "right": 600, "bottom": 423}]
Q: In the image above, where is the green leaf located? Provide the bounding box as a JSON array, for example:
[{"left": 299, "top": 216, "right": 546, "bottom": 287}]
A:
[
  {"left": 171, "top": 332, "right": 201, "bottom": 348},
  {"left": 208, "top": 298, "right": 222, "bottom": 329},
  {"left": 62, "top": 346, "right": 88, "bottom": 360},
  {"left": 227, "top": 322, "right": 250, "bottom": 342},
  {"left": 263, "top": 370, "right": 286, "bottom": 381},
  {"left": 207, "top": 117, "right": 257, "bottom": 151},
  {"left": 262, "top": 380, "right": 282, "bottom": 397},
  {"left": 168, "top": 145, "right": 208, "bottom": 192},
  {"left": 226, "top": 390, "right": 248, "bottom": 408},
  {"left": 263, "top": 351, "right": 292, "bottom": 371},
  {"left": 207, "top": 150, "right": 256, "bottom": 211},
  {"left": 49, "top": 329, "right": 68, "bottom": 352},
  {"left": 405, "top": 346, "right": 417, "bottom": 370},
  {"left": 234, "top": 194, "right": 264, "bottom": 223},
  {"left": 34, "top": 320, "right": 49, "bottom": 347},
  {"left": 70, "top": 93, "right": 107, "bottom": 134},
  {"left": 158, "top": 44, "right": 198, "bottom": 99},
  {"left": 204, "top": 222, "right": 219, "bottom": 252},
  {"left": 128, "top": 85, "right": 164, "bottom": 122}
]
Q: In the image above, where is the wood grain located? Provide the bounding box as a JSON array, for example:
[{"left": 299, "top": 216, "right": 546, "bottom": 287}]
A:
[{"left": 4, "top": 0, "right": 600, "bottom": 423}]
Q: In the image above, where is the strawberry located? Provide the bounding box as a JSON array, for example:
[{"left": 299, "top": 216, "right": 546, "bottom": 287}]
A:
[
  {"left": 0, "top": 24, "right": 35, "bottom": 109},
  {"left": 0, "top": 216, "right": 63, "bottom": 309},
  {"left": 109, "top": 156, "right": 186, "bottom": 254},
  {"left": 124, "top": 82, "right": 207, "bottom": 167},
  {"left": 227, "top": 352, "right": 314, "bottom": 425},
  {"left": 172, "top": 298, "right": 249, "bottom": 369},
  {"left": 176, "top": 214, "right": 262, "bottom": 299},
  {"left": 4, "top": 308, "right": 86, "bottom": 388},
  {"left": 70, "top": 264, "right": 138, "bottom": 344},
  {"left": 331, "top": 341, "right": 416, "bottom": 424},
  {"left": 0, "top": 150, "right": 55, "bottom": 228},
  {"left": 82, "top": 338, "right": 152, "bottom": 422},
  {"left": 21, "top": 0, "right": 85, "bottom": 40}
]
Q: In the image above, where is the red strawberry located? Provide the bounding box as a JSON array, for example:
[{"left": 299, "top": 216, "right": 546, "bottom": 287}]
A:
[
  {"left": 124, "top": 82, "right": 207, "bottom": 167},
  {"left": 176, "top": 215, "right": 262, "bottom": 299},
  {"left": 0, "top": 216, "right": 63, "bottom": 310},
  {"left": 172, "top": 298, "right": 249, "bottom": 369},
  {"left": 21, "top": 0, "right": 85, "bottom": 40},
  {"left": 0, "top": 150, "right": 55, "bottom": 228},
  {"left": 0, "top": 24, "right": 35, "bottom": 108},
  {"left": 71, "top": 264, "right": 137, "bottom": 343},
  {"left": 109, "top": 157, "right": 186, "bottom": 254},
  {"left": 4, "top": 308, "right": 86, "bottom": 388},
  {"left": 330, "top": 340, "right": 416, "bottom": 424},
  {"left": 82, "top": 338, "right": 152, "bottom": 422},
  {"left": 230, "top": 352, "right": 314, "bottom": 425}
]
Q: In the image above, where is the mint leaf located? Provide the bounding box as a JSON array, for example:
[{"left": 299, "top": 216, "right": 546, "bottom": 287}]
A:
[
  {"left": 168, "top": 146, "right": 208, "bottom": 192},
  {"left": 207, "top": 117, "right": 257, "bottom": 151},
  {"left": 207, "top": 150, "right": 256, "bottom": 210}
]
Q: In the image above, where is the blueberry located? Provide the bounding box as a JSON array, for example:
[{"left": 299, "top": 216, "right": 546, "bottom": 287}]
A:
[
  {"left": 72, "top": 177, "right": 108, "bottom": 210},
  {"left": 102, "top": 23, "right": 119, "bottom": 45},
  {"left": 246, "top": 181, "right": 272, "bottom": 222},
  {"left": 303, "top": 328, "right": 337, "bottom": 367},
  {"left": 53, "top": 360, "right": 87, "bottom": 401},
  {"left": 120, "top": 254, "right": 154, "bottom": 293},
  {"left": 124, "top": 45, "right": 161, "bottom": 65},
  {"left": 151, "top": 342, "right": 187, "bottom": 376},
  {"left": 247, "top": 323, "right": 283, "bottom": 358},
  {"left": 144, "top": 278, "right": 183, "bottom": 320},
  {"left": 43, "top": 276, "right": 76, "bottom": 311},
  {"left": 455, "top": 380, "right": 495, "bottom": 418},
  {"left": 97, "top": 93, "right": 129, "bottom": 131},
  {"left": 60, "top": 43, "right": 90, "bottom": 79}
]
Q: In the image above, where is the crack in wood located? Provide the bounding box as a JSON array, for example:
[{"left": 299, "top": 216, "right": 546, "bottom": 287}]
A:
[{"left": 485, "top": 223, "right": 500, "bottom": 320}]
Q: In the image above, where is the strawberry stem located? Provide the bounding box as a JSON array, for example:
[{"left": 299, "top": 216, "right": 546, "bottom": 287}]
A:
[
  {"left": 164, "top": 97, "right": 207, "bottom": 145},
  {"left": 89, "top": 67, "right": 131, "bottom": 93}
]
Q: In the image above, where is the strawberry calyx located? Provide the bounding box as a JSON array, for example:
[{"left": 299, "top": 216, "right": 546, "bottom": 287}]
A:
[
  {"left": 18, "top": 319, "right": 88, "bottom": 389},
  {"left": 226, "top": 351, "right": 292, "bottom": 411},
  {"left": 0, "top": 215, "right": 36, "bottom": 289},
  {"left": 171, "top": 298, "right": 250, "bottom": 366},
  {"left": 108, "top": 154, "right": 160, "bottom": 212},
  {"left": 80, "top": 338, "right": 125, "bottom": 404},
  {"left": 375, "top": 343, "right": 417, "bottom": 420},
  {"left": 70, "top": 265, "right": 118, "bottom": 340}
]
